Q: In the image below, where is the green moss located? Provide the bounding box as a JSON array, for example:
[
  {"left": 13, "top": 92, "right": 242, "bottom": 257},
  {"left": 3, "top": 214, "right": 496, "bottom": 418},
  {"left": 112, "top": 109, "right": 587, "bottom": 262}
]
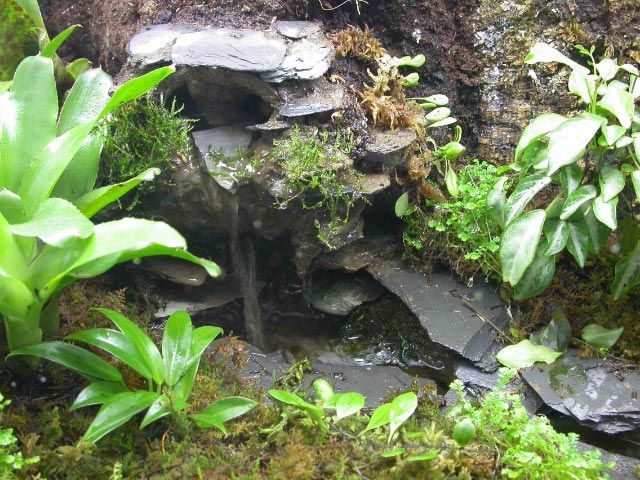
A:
[
  {"left": 0, "top": 0, "right": 37, "bottom": 82},
  {"left": 99, "top": 95, "right": 195, "bottom": 210}
]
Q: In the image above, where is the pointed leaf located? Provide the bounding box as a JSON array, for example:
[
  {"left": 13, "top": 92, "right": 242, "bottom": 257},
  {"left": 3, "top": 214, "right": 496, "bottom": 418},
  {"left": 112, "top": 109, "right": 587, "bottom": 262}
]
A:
[
  {"left": 568, "top": 69, "right": 596, "bottom": 104},
  {"left": 543, "top": 219, "right": 569, "bottom": 256},
  {"left": 7, "top": 341, "right": 123, "bottom": 383},
  {"left": 13, "top": 0, "right": 45, "bottom": 28},
  {"left": 190, "top": 397, "right": 256, "bottom": 433},
  {"left": 583, "top": 205, "right": 611, "bottom": 254},
  {"left": 83, "top": 391, "right": 159, "bottom": 443},
  {"left": 581, "top": 324, "right": 623, "bottom": 349},
  {"left": 530, "top": 308, "right": 572, "bottom": 352},
  {"left": 593, "top": 195, "right": 618, "bottom": 230},
  {"left": 611, "top": 242, "right": 640, "bottom": 299},
  {"left": 388, "top": 392, "right": 417, "bottom": 441},
  {"left": 268, "top": 390, "right": 323, "bottom": 422},
  {"left": 500, "top": 210, "right": 546, "bottom": 285},
  {"left": 496, "top": 340, "right": 562, "bottom": 369},
  {"left": 524, "top": 43, "right": 590, "bottom": 75},
  {"left": 162, "top": 311, "right": 193, "bottom": 387},
  {"left": 558, "top": 164, "right": 583, "bottom": 196},
  {"left": 514, "top": 245, "right": 555, "bottom": 300},
  {"left": 560, "top": 185, "right": 597, "bottom": 220},
  {"left": 334, "top": 392, "right": 365, "bottom": 421},
  {"left": 488, "top": 177, "right": 508, "bottom": 227},
  {"left": 599, "top": 166, "right": 625, "bottom": 202},
  {"left": 514, "top": 113, "right": 566, "bottom": 161},
  {"left": 566, "top": 217, "right": 590, "bottom": 267},
  {"left": 546, "top": 115, "right": 603, "bottom": 176},
  {"left": 598, "top": 88, "right": 634, "bottom": 128},
  {"left": 601, "top": 125, "right": 626, "bottom": 146},
  {"left": 140, "top": 394, "right": 172, "bottom": 429},
  {"left": 394, "top": 192, "right": 410, "bottom": 218},
  {"left": 71, "top": 381, "right": 129, "bottom": 410},
  {"left": 504, "top": 175, "right": 551, "bottom": 226},
  {"left": 360, "top": 403, "right": 392, "bottom": 436},
  {"left": 41, "top": 25, "right": 80, "bottom": 58}
]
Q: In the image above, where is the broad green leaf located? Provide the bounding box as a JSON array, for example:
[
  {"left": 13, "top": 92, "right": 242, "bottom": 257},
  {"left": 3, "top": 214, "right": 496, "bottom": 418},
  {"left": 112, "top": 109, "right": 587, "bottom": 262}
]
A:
[
  {"left": 581, "top": 324, "right": 623, "bottom": 349},
  {"left": 599, "top": 166, "right": 625, "bottom": 202},
  {"left": 71, "top": 381, "right": 129, "bottom": 410},
  {"left": 558, "top": 164, "right": 583, "bottom": 196},
  {"left": 94, "top": 308, "right": 164, "bottom": 386},
  {"left": 496, "top": 340, "right": 562, "bottom": 369},
  {"left": 140, "top": 394, "right": 172, "bottom": 429},
  {"left": 406, "top": 451, "right": 439, "bottom": 462},
  {"left": 600, "top": 125, "right": 626, "bottom": 146},
  {"left": 172, "top": 360, "right": 199, "bottom": 408},
  {"left": 488, "top": 177, "right": 508, "bottom": 227},
  {"left": 189, "top": 326, "right": 223, "bottom": 361},
  {"left": 13, "top": 0, "right": 45, "bottom": 29},
  {"left": 269, "top": 390, "right": 324, "bottom": 423},
  {"left": 568, "top": 69, "right": 596, "bottom": 104},
  {"left": 595, "top": 58, "right": 619, "bottom": 81},
  {"left": 427, "top": 117, "right": 457, "bottom": 129},
  {"left": 500, "top": 210, "right": 546, "bottom": 286},
  {"left": 620, "top": 64, "right": 639, "bottom": 76},
  {"left": 0, "top": 56, "right": 57, "bottom": 192},
  {"left": 394, "top": 192, "right": 410, "bottom": 218},
  {"left": 582, "top": 205, "right": 611, "bottom": 254},
  {"left": 66, "top": 58, "right": 92, "bottom": 79},
  {"left": 543, "top": 219, "right": 569, "bottom": 256},
  {"left": 592, "top": 195, "right": 618, "bottom": 230},
  {"left": 18, "top": 122, "right": 95, "bottom": 215},
  {"left": 388, "top": 392, "right": 417, "bottom": 441},
  {"left": 333, "top": 392, "right": 365, "bottom": 421},
  {"left": 313, "top": 379, "right": 335, "bottom": 403},
  {"left": 66, "top": 328, "right": 153, "bottom": 381},
  {"left": 452, "top": 418, "right": 476, "bottom": 445},
  {"left": 424, "top": 94, "right": 448, "bottom": 106},
  {"left": 0, "top": 189, "right": 26, "bottom": 223},
  {"left": 7, "top": 341, "right": 123, "bottom": 383},
  {"left": 514, "top": 113, "right": 566, "bottom": 161},
  {"left": 598, "top": 88, "right": 634, "bottom": 128},
  {"left": 514, "top": 246, "right": 555, "bottom": 300},
  {"left": 360, "top": 403, "right": 392, "bottom": 436},
  {"left": 75, "top": 168, "right": 160, "bottom": 218},
  {"left": 41, "top": 25, "right": 79, "bottom": 58},
  {"left": 566, "top": 217, "right": 590, "bottom": 267},
  {"left": 504, "top": 174, "right": 551, "bottom": 225},
  {"left": 524, "top": 43, "right": 590, "bottom": 75},
  {"left": 425, "top": 107, "right": 450, "bottom": 123},
  {"left": 190, "top": 397, "right": 256, "bottom": 433},
  {"left": 0, "top": 212, "right": 30, "bottom": 280},
  {"left": 546, "top": 114, "right": 603, "bottom": 176},
  {"left": 560, "top": 185, "right": 597, "bottom": 220},
  {"left": 9, "top": 198, "right": 93, "bottom": 247},
  {"left": 530, "top": 308, "right": 572, "bottom": 352},
  {"left": 444, "top": 165, "right": 459, "bottom": 197},
  {"left": 546, "top": 195, "right": 565, "bottom": 219},
  {"left": 611, "top": 242, "right": 640, "bottom": 299},
  {"left": 83, "top": 391, "right": 159, "bottom": 443},
  {"left": 98, "top": 66, "right": 175, "bottom": 120},
  {"left": 0, "top": 269, "right": 34, "bottom": 318},
  {"left": 162, "top": 311, "right": 193, "bottom": 387}
]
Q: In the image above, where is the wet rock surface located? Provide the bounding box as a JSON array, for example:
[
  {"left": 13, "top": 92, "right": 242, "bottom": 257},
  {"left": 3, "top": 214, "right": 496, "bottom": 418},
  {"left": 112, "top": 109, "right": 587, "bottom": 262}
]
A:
[
  {"left": 303, "top": 270, "right": 384, "bottom": 316},
  {"left": 127, "top": 23, "right": 196, "bottom": 67},
  {"left": 521, "top": 350, "right": 640, "bottom": 437},
  {"left": 365, "top": 129, "right": 417, "bottom": 168},
  {"left": 276, "top": 77, "right": 344, "bottom": 117}
]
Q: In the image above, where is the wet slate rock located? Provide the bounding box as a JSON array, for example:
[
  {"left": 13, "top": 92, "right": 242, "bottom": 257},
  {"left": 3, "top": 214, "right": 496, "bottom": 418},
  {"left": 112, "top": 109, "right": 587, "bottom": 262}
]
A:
[
  {"left": 141, "top": 257, "right": 208, "bottom": 286},
  {"left": 274, "top": 21, "right": 321, "bottom": 39},
  {"left": 261, "top": 33, "right": 334, "bottom": 83},
  {"left": 366, "top": 258, "right": 509, "bottom": 370},
  {"left": 365, "top": 129, "right": 417, "bottom": 168},
  {"left": 154, "top": 281, "right": 242, "bottom": 319},
  {"left": 521, "top": 350, "right": 640, "bottom": 436},
  {"left": 276, "top": 78, "right": 344, "bottom": 117},
  {"left": 127, "top": 23, "right": 196, "bottom": 67},
  {"left": 304, "top": 271, "right": 384, "bottom": 316},
  {"left": 172, "top": 29, "right": 287, "bottom": 72}
]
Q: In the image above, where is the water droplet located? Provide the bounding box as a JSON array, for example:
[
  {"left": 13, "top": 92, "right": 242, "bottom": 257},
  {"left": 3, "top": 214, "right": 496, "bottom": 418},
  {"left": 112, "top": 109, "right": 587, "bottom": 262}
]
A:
[
  {"left": 485, "top": 277, "right": 489, "bottom": 283},
  {"left": 467, "top": 277, "right": 474, "bottom": 288},
  {"left": 39, "top": 375, "right": 47, "bottom": 383}
]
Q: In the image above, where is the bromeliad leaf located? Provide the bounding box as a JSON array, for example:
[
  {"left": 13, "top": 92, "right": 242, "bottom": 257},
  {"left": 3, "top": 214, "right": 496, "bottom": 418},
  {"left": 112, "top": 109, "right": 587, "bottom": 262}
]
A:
[
  {"left": 503, "top": 174, "right": 551, "bottom": 226},
  {"left": 496, "top": 340, "right": 562, "bottom": 369},
  {"left": 190, "top": 397, "right": 257, "bottom": 434},
  {"left": 581, "top": 324, "right": 624, "bottom": 349},
  {"left": 500, "top": 210, "right": 546, "bottom": 286}
]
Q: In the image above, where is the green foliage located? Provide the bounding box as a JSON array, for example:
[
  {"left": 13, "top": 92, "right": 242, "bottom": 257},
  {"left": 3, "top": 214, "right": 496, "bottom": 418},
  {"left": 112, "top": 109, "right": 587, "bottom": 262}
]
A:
[
  {"left": 403, "top": 160, "right": 503, "bottom": 278},
  {"left": 9, "top": 310, "right": 255, "bottom": 442},
  {"left": 100, "top": 95, "right": 195, "bottom": 210},
  {"left": 271, "top": 126, "right": 360, "bottom": 248},
  {"left": 448, "top": 370, "right": 611, "bottom": 479},
  {"left": 494, "top": 43, "right": 640, "bottom": 300},
  {"left": 496, "top": 340, "right": 563, "bottom": 369},
  {"left": 0, "top": 52, "right": 220, "bottom": 353},
  {"left": 360, "top": 392, "right": 417, "bottom": 442},
  {"left": 580, "top": 324, "right": 624, "bottom": 349},
  {"left": 0, "top": 0, "right": 36, "bottom": 82},
  {"left": 0, "top": 392, "right": 38, "bottom": 476}
]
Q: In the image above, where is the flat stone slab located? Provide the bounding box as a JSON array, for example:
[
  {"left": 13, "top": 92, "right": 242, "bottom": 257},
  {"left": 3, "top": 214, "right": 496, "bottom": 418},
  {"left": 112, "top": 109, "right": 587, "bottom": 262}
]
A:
[
  {"left": 141, "top": 257, "right": 208, "bottom": 286},
  {"left": 172, "top": 29, "right": 287, "bottom": 72},
  {"left": 365, "top": 129, "right": 417, "bottom": 167},
  {"left": 521, "top": 351, "right": 640, "bottom": 436},
  {"left": 277, "top": 78, "right": 344, "bottom": 117},
  {"left": 366, "top": 258, "right": 509, "bottom": 370},
  {"left": 261, "top": 34, "right": 334, "bottom": 82},
  {"left": 154, "top": 281, "right": 241, "bottom": 319},
  {"left": 274, "top": 21, "right": 321, "bottom": 39},
  {"left": 128, "top": 24, "right": 196, "bottom": 67}
]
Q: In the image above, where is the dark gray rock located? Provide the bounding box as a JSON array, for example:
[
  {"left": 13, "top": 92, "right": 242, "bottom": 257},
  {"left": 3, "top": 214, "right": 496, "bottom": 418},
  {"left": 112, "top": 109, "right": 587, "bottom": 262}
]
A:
[
  {"left": 127, "top": 24, "right": 196, "bottom": 67},
  {"left": 277, "top": 78, "right": 344, "bottom": 117},
  {"left": 274, "top": 21, "right": 321, "bottom": 39},
  {"left": 304, "top": 271, "right": 384, "bottom": 316},
  {"left": 261, "top": 33, "right": 334, "bottom": 83},
  {"left": 172, "top": 29, "right": 287, "bottom": 72},
  {"left": 154, "top": 281, "right": 242, "bottom": 319},
  {"left": 365, "top": 129, "right": 417, "bottom": 168},
  {"left": 366, "top": 258, "right": 509, "bottom": 370},
  {"left": 360, "top": 173, "right": 391, "bottom": 195},
  {"left": 314, "top": 236, "right": 400, "bottom": 272},
  {"left": 521, "top": 351, "right": 640, "bottom": 436},
  {"left": 585, "top": 444, "right": 640, "bottom": 480},
  {"left": 141, "top": 256, "right": 208, "bottom": 286}
]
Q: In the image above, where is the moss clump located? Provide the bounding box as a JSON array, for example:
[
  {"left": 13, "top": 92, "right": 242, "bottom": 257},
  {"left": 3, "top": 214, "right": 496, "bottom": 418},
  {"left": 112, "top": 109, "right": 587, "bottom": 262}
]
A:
[
  {"left": 0, "top": 0, "right": 36, "bottom": 82},
  {"left": 270, "top": 125, "right": 362, "bottom": 248},
  {"left": 99, "top": 95, "right": 195, "bottom": 210},
  {"left": 330, "top": 25, "right": 387, "bottom": 61}
]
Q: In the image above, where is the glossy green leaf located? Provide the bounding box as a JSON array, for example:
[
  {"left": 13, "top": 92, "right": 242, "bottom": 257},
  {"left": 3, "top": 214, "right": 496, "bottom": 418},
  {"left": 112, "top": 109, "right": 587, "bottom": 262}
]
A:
[
  {"left": 611, "top": 242, "right": 640, "bottom": 299},
  {"left": 189, "top": 326, "right": 223, "bottom": 361},
  {"left": 360, "top": 402, "right": 392, "bottom": 436},
  {"left": 140, "top": 394, "right": 172, "bottom": 429},
  {"left": 601, "top": 125, "right": 626, "bottom": 146},
  {"left": 599, "top": 166, "right": 625, "bottom": 202},
  {"left": 0, "top": 212, "right": 29, "bottom": 280},
  {"left": 269, "top": 390, "right": 324, "bottom": 422},
  {"left": 488, "top": 177, "right": 508, "bottom": 227},
  {"left": 333, "top": 392, "right": 365, "bottom": 421},
  {"left": 444, "top": 165, "right": 459, "bottom": 197},
  {"left": 95, "top": 308, "right": 164, "bottom": 385},
  {"left": 0, "top": 270, "right": 35, "bottom": 319},
  {"left": 500, "top": 210, "right": 546, "bottom": 285},
  {"left": 558, "top": 164, "right": 583, "bottom": 196},
  {"left": 66, "top": 58, "right": 92, "bottom": 79},
  {"left": 83, "top": 391, "right": 159, "bottom": 443},
  {"left": 559, "top": 185, "right": 597, "bottom": 220},
  {"left": 592, "top": 196, "right": 618, "bottom": 230},
  {"left": 496, "top": 340, "right": 562, "bottom": 369},
  {"left": 71, "top": 381, "right": 129, "bottom": 411},
  {"left": 504, "top": 175, "right": 551, "bottom": 225},
  {"left": 514, "top": 245, "right": 555, "bottom": 300},
  {"left": 312, "top": 379, "right": 335, "bottom": 403},
  {"left": 190, "top": 397, "right": 256, "bottom": 433},
  {"left": 66, "top": 328, "right": 153, "bottom": 381},
  {"left": 162, "top": 311, "right": 193, "bottom": 387},
  {"left": 10, "top": 198, "right": 93, "bottom": 247},
  {"left": 583, "top": 205, "right": 611, "bottom": 254},
  {"left": 380, "top": 447, "right": 405, "bottom": 458},
  {"left": 388, "top": 392, "right": 417, "bottom": 441},
  {"left": 452, "top": 418, "right": 476, "bottom": 445},
  {"left": 75, "top": 168, "right": 160, "bottom": 218},
  {"left": 543, "top": 219, "right": 569, "bottom": 256},
  {"left": 546, "top": 114, "right": 603, "bottom": 176},
  {"left": 566, "top": 217, "right": 590, "bottom": 267},
  {"left": 0, "top": 189, "right": 26, "bottom": 224},
  {"left": 394, "top": 192, "right": 411, "bottom": 218},
  {"left": 598, "top": 88, "right": 634, "bottom": 128},
  {"left": 0, "top": 56, "right": 57, "bottom": 192},
  {"left": 595, "top": 58, "right": 619, "bottom": 81},
  {"left": 568, "top": 69, "right": 596, "bottom": 104},
  {"left": 427, "top": 117, "right": 457, "bottom": 129},
  {"left": 514, "top": 113, "right": 566, "bottom": 161},
  {"left": 13, "top": 0, "right": 45, "bottom": 29},
  {"left": 425, "top": 107, "right": 450, "bottom": 123},
  {"left": 580, "top": 324, "right": 623, "bottom": 349},
  {"left": 8, "top": 341, "right": 123, "bottom": 383},
  {"left": 524, "top": 43, "right": 590, "bottom": 75},
  {"left": 546, "top": 195, "right": 565, "bottom": 219},
  {"left": 406, "top": 451, "right": 439, "bottom": 462},
  {"left": 41, "top": 25, "right": 79, "bottom": 58},
  {"left": 632, "top": 170, "right": 640, "bottom": 200},
  {"left": 530, "top": 308, "right": 572, "bottom": 352}
]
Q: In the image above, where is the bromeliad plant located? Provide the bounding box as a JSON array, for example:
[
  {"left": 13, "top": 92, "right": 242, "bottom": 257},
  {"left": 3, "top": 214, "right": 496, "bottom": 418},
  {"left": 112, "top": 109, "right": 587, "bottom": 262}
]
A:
[
  {"left": 0, "top": 49, "right": 220, "bottom": 353},
  {"left": 492, "top": 43, "right": 640, "bottom": 300},
  {"left": 8, "top": 309, "right": 256, "bottom": 443}
]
